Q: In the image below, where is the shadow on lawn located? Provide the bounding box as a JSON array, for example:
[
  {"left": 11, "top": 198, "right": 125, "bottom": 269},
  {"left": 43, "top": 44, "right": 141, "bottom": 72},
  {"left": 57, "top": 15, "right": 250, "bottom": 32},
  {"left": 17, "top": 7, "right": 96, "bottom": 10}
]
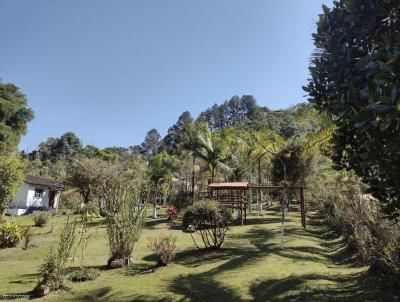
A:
[
  {"left": 129, "top": 211, "right": 399, "bottom": 302},
  {"left": 249, "top": 271, "right": 396, "bottom": 302},
  {"left": 62, "top": 286, "right": 116, "bottom": 302}
]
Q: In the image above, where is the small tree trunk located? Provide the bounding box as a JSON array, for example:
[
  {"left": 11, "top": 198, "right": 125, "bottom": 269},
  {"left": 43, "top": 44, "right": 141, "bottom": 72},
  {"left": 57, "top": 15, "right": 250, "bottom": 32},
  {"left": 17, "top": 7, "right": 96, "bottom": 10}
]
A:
[
  {"left": 258, "top": 158, "right": 262, "bottom": 215},
  {"left": 249, "top": 188, "right": 253, "bottom": 213},
  {"left": 192, "top": 155, "right": 196, "bottom": 203},
  {"left": 153, "top": 187, "right": 157, "bottom": 219}
]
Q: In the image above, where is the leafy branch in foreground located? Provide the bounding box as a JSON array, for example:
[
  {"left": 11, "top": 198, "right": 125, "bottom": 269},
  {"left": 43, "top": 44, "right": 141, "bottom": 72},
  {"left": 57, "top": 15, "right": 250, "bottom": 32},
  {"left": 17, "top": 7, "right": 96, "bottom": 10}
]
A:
[{"left": 33, "top": 216, "right": 77, "bottom": 297}]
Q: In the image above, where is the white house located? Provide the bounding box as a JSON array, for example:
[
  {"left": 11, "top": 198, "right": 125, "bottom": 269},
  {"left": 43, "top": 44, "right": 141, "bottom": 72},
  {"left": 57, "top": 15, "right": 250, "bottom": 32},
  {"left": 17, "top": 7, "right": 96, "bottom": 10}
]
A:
[{"left": 6, "top": 175, "right": 64, "bottom": 216}]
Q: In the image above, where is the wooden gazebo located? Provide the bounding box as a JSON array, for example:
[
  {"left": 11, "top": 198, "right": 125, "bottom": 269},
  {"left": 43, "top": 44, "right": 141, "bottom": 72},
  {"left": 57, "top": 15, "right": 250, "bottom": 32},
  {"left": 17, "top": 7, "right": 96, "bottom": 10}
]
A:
[
  {"left": 207, "top": 182, "right": 249, "bottom": 226},
  {"left": 205, "top": 182, "right": 306, "bottom": 227}
]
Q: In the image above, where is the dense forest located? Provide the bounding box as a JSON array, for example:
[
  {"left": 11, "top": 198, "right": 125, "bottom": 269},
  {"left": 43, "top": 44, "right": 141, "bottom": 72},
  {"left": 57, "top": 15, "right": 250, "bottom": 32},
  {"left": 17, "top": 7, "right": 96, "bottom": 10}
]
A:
[{"left": 20, "top": 95, "right": 319, "bottom": 199}]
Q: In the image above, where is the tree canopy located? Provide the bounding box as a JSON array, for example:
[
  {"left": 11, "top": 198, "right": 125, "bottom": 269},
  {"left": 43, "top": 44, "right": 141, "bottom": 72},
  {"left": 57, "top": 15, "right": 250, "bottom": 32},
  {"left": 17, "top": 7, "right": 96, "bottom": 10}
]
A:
[
  {"left": 305, "top": 0, "right": 400, "bottom": 219},
  {"left": 0, "top": 82, "right": 34, "bottom": 155}
]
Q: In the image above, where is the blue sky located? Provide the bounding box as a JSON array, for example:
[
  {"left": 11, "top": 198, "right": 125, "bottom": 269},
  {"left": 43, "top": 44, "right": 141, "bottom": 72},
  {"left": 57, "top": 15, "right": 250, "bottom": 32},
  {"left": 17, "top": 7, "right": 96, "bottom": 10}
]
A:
[{"left": 0, "top": 0, "right": 331, "bottom": 151}]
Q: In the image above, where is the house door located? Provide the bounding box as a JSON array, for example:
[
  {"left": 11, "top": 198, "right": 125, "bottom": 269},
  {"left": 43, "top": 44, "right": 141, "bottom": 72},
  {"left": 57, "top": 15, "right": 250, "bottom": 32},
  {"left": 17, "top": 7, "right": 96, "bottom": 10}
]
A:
[{"left": 49, "top": 191, "right": 56, "bottom": 208}]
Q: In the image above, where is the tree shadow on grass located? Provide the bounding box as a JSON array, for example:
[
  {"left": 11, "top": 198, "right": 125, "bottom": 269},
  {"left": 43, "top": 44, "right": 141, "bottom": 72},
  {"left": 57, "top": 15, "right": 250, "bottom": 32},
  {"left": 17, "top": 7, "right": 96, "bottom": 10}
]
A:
[
  {"left": 174, "top": 247, "right": 244, "bottom": 268},
  {"left": 165, "top": 213, "right": 398, "bottom": 302},
  {"left": 250, "top": 272, "right": 400, "bottom": 302},
  {"left": 123, "top": 262, "right": 159, "bottom": 276},
  {"left": 145, "top": 217, "right": 175, "bottom": 229},
  {"left": 62, "top": 286, "right": 116, "bottom": 302},
  {"left": 231, "top": 216, "right": 282, "bottom": 227}
]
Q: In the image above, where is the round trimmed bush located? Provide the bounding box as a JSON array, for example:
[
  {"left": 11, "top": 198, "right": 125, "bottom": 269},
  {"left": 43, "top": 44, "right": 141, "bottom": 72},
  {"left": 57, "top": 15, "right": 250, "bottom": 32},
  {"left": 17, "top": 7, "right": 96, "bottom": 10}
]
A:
[
  {"left": 181, "top": 199, "right": 232, "bottom": 250},
  {"left": 33, "top": 212, "right": 49, "bottom": 227}
]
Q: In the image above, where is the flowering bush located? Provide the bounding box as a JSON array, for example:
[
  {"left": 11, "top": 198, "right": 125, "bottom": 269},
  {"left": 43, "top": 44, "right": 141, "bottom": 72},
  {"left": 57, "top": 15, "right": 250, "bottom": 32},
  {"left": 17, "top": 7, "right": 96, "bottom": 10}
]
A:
[
  {"left": 167, "top": 205, "right": 178, "bottom": 224},
  {"left": 0, "top": 223, "right": 24, "bottom": 248},
  {"left": 148, "top": 233, "right": 178, "bottom": 266}
]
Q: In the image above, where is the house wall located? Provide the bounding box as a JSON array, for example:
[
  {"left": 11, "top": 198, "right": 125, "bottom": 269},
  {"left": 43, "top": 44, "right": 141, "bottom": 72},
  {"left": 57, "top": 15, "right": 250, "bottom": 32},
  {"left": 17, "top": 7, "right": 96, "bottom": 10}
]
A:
[
  {"left": 7, "top": 183, "right": 50, "bottom": 210},
  {"left": 26, "top": 184, "right": 50, "bottom": 208}
]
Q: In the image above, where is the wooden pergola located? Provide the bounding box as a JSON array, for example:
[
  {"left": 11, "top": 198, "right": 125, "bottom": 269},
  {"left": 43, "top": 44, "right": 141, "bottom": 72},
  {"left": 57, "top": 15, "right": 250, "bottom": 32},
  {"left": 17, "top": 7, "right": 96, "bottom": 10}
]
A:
[{"left": 205, "top": 182, "right": 306, "bottom": 227}]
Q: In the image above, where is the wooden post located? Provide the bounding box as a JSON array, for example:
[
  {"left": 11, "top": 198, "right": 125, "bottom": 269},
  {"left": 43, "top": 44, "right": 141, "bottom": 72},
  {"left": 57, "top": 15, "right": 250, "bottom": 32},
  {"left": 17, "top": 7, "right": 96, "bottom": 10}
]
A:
[
  {"left": 300, "top": 187, "right": 306, "bottom": 228},
  {"left": 243, "top": 189, "right": 246, "bottom": 224},
  {"left": 240, "top": 201, "right": 244, "bottom": 226}
]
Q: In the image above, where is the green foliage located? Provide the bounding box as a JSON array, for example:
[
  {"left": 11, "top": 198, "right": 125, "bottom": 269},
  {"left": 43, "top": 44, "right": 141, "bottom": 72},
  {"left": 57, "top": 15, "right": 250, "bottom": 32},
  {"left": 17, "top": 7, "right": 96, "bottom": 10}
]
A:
[
  {"left": 148, "top": 233, "right": 178, "bottom": 266},
  {"left": 58, "top": 189, "right": 83, "bottom": 212},
  {"left": 170, "top": 190, "right": 192, "bottom": 210},
  {"left": 162, "top": 111, "right": 193, "bottom": 154},
  {"left": 313, "top": 172, "right": 400, "bottom": 283},
  {"left": 247, "top": 129, "right": 285, "bottom": 184},
  {"left": 271, "top": 144, "right": 312, "bottom": 185},
  {"left": 141, "top": 128, "right": 161, "bottom": 159},
  {"left": 196, "top": 124, "right": 232, "bottom": 182},
  {"left": 0, "top": 223, "right": 24, "bottom": 248},
  {"left": 22, "top": 225, "right": 33, "bottom": 250},
  {"left": 149, "top": 151, "right": 177, "bottom": 187},
  {"left": 35, "top": 132, "right": 82, "bottom": 161},
  {"left": 181, "top": 200, "right": 232, "bottom": 250},
  {"left": 83, "top": 145, "right": 119, "bottom": 161},
  {"left": 92, "top": 162, "right": 147, "bottom": 267},
  {"left": 33, "top": 212, "right": 49, "bottom": 227},
  {"left": 66, "top": 158, "right": 104, "bottom": 205},
  {"left": 0, "top": 156, "right": 24, "bottom": 215},
  {"left": 34, "top": 216, "right": 77, "bottom": 296},
  {"left": 0, "top": 82, "right": 34, "bottom": 156},
  {"left": 305, "top": 0, "right": 400, "bottom": 219}
]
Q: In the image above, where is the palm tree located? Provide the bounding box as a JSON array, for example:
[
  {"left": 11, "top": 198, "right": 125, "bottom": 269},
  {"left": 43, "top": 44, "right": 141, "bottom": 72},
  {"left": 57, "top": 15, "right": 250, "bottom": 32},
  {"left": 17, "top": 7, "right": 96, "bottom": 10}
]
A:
[
  {"left": 226, "top": 130, "right": 252, "bottom": 182},
  {"left": 248, "top": 129, "right": 283, "bottom": 185},
  {"left": 180, "top": 121, "right": 202, "bottom": 202},
  {"left": 148, "top": 151, "right": 176, "bottom": 218},
  {"left": 196, "top": 123, "right": 232, "bottom": 183},
  {"left": 247, "top": 129, "right": 284, "bottom": 213}
]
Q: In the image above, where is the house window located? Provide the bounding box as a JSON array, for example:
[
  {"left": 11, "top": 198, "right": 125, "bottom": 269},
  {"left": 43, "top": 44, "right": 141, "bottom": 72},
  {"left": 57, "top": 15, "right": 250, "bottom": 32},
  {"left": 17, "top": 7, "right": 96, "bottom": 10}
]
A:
[{"left": 34, "top": 188, "right": 44, "bottom": 198}]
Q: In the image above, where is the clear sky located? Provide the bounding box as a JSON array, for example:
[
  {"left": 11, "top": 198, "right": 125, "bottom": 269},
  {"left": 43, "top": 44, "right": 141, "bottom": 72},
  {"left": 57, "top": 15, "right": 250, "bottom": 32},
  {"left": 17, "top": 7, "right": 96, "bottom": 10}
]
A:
[{"left": 0, "top": 0, "right": 331, "bottom": 151}]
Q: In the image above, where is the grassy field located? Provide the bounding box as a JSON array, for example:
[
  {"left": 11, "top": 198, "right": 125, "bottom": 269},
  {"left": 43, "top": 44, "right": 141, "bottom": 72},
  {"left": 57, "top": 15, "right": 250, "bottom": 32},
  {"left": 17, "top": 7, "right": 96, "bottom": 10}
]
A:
[{"left": 0, "top": 206, "right": 398, "bottom": 302}]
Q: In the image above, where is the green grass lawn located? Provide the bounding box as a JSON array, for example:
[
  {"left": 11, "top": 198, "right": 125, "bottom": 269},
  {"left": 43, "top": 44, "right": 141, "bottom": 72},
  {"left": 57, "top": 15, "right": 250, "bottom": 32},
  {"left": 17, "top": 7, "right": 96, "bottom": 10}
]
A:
[{"left": 0, "top": 206, "right": 398, "bottom": 302}]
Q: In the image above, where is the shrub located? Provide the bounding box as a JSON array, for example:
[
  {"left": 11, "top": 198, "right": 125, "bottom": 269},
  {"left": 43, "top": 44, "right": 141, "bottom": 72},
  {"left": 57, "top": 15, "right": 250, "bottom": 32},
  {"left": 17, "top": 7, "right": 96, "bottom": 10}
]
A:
[
  {"left": 33, "top": 216, "right": 77, "bottom": 297},
  {"left": 98, "top": 164, "right": 147, "bottom": 268},
  {"left": 181, "top": 200, "right": 232, "bottom": 250},
  {"left": 0, "top": 223, "right": 24, "bottom": 248},
  {"left": 171, "top": 189, "right": 192, "bottom": 210},
  {"left": 33, "top": 211, "right": 49, "bottom": 227},
  {"left": 59, "top": 189, "right": 83, "bottom": 212},
  {"left": 69, "top": 268, "right": 99, "bottom": 282},
  {"left": 148, "top": 233, "right": 178, "bottom": 266},
  {"left": 310, "top": 170, "right": 400, "bottom": 283},
  {"left": 167, "top": 205, "right": 178, "bottom": 224},
  {"left": 22, "top": 225, "right": 33, "bottom": 250}
]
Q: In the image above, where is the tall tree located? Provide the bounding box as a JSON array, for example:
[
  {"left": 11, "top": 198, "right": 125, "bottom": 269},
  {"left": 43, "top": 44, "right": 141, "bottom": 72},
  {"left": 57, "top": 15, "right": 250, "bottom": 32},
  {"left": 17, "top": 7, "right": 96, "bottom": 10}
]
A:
[
  {"left": 180, "top": 120, "right": 202, "bottom": 201},
  {"left": 0, "top": 82, "right": 34, "bottom": 155},
  {"left": 0, "top": 156, "right": 24, "bottom": 215},
  {"left": 162, "top": 111, "right": 193, "bottom": 153},
  {"left": 305, "top": 0, "right": 400, "bottom": 219},
  {"left": 196, "top": 124, "right": 232, "bottom": 183},
  {"left": 141, "top": 129, "right": 161, "bottom": 159},
  {"left": 148, "top": 151, "right": 177, "bottom": 218},
  {"left": 247, "top": 129, "right": 283, "bottom": 185},
  {"left": 36, "top": 132, "right": 82, "bottom": 161}
]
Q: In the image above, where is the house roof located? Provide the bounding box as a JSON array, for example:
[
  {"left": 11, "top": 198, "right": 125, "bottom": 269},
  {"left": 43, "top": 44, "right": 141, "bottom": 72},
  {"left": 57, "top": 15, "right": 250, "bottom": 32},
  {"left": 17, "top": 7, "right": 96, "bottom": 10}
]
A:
[
  {"left": 25, "top": 175, "right": 64, "bottom": 191},
  {"left": 209, "top": 182, "right": 249, "bottom": 189}
]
